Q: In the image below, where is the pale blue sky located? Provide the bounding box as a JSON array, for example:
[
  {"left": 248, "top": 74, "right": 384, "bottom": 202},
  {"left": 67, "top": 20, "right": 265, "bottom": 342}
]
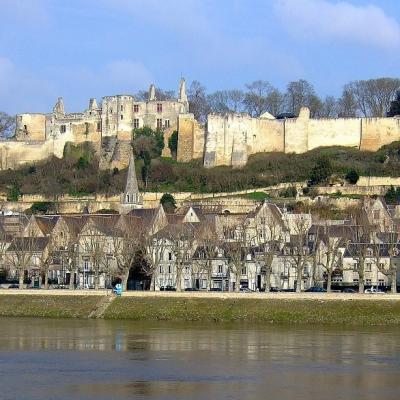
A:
[{"left": 0, "top": 0, "right": 399, "bottom": 114}]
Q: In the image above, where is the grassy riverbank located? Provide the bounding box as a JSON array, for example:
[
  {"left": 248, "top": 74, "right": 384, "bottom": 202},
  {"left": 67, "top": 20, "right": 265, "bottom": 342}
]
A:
[
  {"left": 105, "top": 297, "right": 400, "bottom": 325},
  {"left": 0, "top": 295, "right": 103, "bottom": 318},
  {"left": 1, "top": 294, "right": 400, "bottom": 325}
]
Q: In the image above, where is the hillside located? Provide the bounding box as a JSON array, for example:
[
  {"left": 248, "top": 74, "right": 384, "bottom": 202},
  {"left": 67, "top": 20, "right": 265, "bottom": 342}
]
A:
[{"left": 1, "top": 142, "right": 400, "bottom": 199}]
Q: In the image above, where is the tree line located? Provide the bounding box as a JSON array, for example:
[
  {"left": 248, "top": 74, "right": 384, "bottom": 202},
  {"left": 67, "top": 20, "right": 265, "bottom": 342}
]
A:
[{"left": 186, "top": 77, "right": 400, "bottom": 123}]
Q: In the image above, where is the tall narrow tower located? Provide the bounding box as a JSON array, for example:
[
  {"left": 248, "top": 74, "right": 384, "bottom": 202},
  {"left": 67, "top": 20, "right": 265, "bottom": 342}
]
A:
[
  {"left": 178, "top": 78, "right": 189, "bottom": 113},
  {"left": 120, "top": 153, "right": 143, "bottom": 214}
]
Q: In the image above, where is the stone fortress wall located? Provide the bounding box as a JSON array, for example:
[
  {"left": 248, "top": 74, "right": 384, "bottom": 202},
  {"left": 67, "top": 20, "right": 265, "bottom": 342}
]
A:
[
  {"left": 177, "top": 107, "right": 400, "bottom": 168},
  {"left": 0, "top": 79, "right": 189, "bottom": 171}
]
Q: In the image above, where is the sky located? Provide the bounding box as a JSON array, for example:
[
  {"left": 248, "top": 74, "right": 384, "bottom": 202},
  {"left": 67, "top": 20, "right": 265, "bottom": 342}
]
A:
[{"left": 0, "top": 0, "right": 399, "bottom": 114}]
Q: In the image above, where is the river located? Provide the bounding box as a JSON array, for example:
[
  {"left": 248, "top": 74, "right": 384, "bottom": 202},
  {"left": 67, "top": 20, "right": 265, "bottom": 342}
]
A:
[{"left": 0, "top": 318, "right": 399, "bottom": 400}]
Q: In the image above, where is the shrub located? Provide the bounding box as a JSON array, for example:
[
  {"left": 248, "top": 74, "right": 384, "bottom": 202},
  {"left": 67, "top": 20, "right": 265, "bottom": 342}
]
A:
[
  {"left": 7, "top": 184, "right": 21, "bottom": 201},
  {"left": 385, "top": 186, "right": 400, "bottom": 205},
  {"left": 160, "top": 193, "right": 176, "bottom": 213},
  {"left": 309, "top": 155, "right": 332, "bottom": 185},
  {"left": 279, "top": 186, "right": 297, "bottom": 198},
  {"left": 29, "top": 202, "right": 55, "bottom": 214},
  {"left": 168, "top": 131, "right": 178, "bottom": 156},
  {"left": 345, "top": 169, "right": 359, "bottom": 184}
]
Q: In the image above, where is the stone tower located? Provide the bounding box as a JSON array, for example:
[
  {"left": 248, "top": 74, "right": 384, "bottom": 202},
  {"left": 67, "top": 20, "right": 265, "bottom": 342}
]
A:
[
  {"left": 149, "top": 84, "right": 156, "bottom": 101},
  {"left": 120, "top": 153, "right": 143, "bottom": 214},
  {"left": 53, "top": 97, "right": 65, "bottom": 118},
  {"left": 179, "top": 78, "right": 189, "bottom": 113}
]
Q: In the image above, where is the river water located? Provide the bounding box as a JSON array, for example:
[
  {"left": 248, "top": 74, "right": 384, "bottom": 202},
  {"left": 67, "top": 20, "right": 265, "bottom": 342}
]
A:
[{"left": 0, "top": 318, "right": 399, "bottom": 400}]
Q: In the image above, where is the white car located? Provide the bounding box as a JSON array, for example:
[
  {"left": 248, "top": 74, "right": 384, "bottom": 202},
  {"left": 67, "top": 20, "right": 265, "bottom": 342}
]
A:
[{"left": 364, "top": 288, "right": 385, "bottom": 294}]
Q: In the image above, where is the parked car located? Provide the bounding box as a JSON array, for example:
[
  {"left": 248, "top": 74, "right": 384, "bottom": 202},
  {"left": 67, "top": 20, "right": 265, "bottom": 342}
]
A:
[
  {"left": 305, "top": 287, "right": 327, "bottom": 293},
  {"left": 184, "top": 288, "right": 199, "bottom": 291},
  {"left": 240, "top": 287, "right": 254, "bottom": 293},
  {"left": 8, "top": 284, "right": 19, "bottom": 289},
  {"left": 364, "top": 288, "right": 385, "bottom": 294},
  {"left": 209, "top": 287, "right": 222, "bottom": 292},
  {"left": 160, "top": 285, "right": 176, "bottom": 291},
  {"left": 342, "top": 288, "right": 357, "bottom": 293},
  {"left": 269, "top": 287, "right": 282, "bottom": 292}
]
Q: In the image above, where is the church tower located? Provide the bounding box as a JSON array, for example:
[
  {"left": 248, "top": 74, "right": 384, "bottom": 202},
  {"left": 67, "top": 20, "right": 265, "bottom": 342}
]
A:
[{"left": 120, "top": 153, "right": 143, "bottom": 214}]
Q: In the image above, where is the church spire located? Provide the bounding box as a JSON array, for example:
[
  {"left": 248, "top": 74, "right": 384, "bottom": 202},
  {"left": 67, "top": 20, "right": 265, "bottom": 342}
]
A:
[{"left": 120, "top": 153, "right": 143, "bottom": 213}]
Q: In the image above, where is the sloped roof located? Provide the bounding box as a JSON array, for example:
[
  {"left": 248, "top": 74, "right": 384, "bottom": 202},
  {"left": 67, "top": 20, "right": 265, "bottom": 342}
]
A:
[
  {"left": 7, "top": 236, "right": 49, "bottom": 252},
  {"left": 34, "top": 216, "right": 60, "bottom": 235}
]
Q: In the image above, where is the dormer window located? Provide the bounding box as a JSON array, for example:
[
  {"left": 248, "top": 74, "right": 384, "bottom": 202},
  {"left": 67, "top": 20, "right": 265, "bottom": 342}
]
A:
[
  {"left": 134, "top": 104, "right": 139, "bottom": 112},
  {"left": 157, "top": 103, "right": 162, "bottom": 113}
]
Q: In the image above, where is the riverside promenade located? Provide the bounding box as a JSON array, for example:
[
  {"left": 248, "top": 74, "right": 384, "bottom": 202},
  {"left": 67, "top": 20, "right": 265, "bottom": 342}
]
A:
[{"left": 1, "top": 289, "right": 400, "bottom": 301}]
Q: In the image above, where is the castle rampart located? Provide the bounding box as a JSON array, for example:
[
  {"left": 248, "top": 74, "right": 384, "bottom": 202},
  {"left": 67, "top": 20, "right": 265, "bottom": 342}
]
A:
[{"left": 190, "top": 107, "right": 400, "bottom": 168}]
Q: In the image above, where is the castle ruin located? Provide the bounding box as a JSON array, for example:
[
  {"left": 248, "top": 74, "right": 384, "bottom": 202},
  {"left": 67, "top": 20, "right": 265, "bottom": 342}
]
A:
[{"left": 1, "top": 78, "right": 400, "bottom": 171}]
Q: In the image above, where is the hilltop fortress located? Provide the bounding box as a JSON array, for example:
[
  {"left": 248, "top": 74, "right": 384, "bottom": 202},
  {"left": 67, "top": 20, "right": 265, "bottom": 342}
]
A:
[
  {"left": 1, "top": 78, "right": 400, "bottom": 171},
  {"left": 177, "top": 108, "right": 400, "bottom": 168}
]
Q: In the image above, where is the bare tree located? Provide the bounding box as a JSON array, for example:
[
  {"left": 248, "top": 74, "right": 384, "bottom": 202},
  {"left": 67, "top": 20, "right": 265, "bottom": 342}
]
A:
[
  {"left": 244, "top": 80, "right": 275, "bottom": 117},
  {"left": 315, "top": 225, "right": 344, "bottom": 292},
  {"left": 285, "top": 79, "right": 316, "bottom": 116},
  {"left": 344, "top": 78, "right": 400, "bottom": 117},
  {"left": 0, "top": 112, "right": 15, "bottom": 138},
  {"left": 347, "top": 213, "right": 373, "bottom": 294},
  {"left": 372, "top": 229, "right": 398, "bottom": 294},
  {"left": 163, "top": 224, "right": 196, "bottom": 291},
  {"left": 223, "top": 220, "right": 254, "bottom": 292},
  {"left": 285, "top": 216, "right": 312, "bottom": 293},
  {"left": 255, "top": 213, "right": 284, "bottom": 292},
  {"left": 337, "top": 88, "right": 358, "bottom": 117},
  {"left": 5, "top": 233, "right": 40, "bottom": 289},
  {"left": 188, "top": 81, "right": 210, "bottom": 123}
]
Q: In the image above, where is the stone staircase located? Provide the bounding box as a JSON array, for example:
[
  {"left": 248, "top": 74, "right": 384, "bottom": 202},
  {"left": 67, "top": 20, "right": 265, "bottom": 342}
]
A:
[{"left": 88, "top": 295, "right": 115, "bottom": 319}]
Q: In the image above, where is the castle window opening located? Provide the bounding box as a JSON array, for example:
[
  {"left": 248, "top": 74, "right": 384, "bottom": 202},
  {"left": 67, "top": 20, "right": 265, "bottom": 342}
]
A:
[
  {"left": 134, "top": 104, "right": 139, "bottom": 112},
  {"left": 60, "top": 125, "right": 66, "bottom": 133},
  {"left": 120, "top": 114, "right": 124, "bottom": 120},
  {"left": 120, "top": 105, "right": 124, "bottom": 112},
  {"left": 157, "top": 119, "right": 163, "bottom": 129},
  {"left": 97, "top": 122, "right": 101, "bottom": 131},
  {"left": 157, "top": 103, "right": 163, "bottom": 113},
  {"left": 110, "top": 108, "right": 113, "bottom": 114},
  {"left": 164, "top": 119, "right": 170, "bottom": 128},
  {"left": 134, "top": 119, "right": 139, "bottom": 129}
]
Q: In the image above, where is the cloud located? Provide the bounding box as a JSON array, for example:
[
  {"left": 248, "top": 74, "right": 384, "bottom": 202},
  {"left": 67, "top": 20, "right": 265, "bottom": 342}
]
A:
[{"left": 274, "top": 0, "right": 400, "bottom": 49}]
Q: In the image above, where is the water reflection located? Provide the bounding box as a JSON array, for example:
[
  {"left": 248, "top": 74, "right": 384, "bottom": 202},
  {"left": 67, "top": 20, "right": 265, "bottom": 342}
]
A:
[{"left": 0, "top": 318, "right": 399, "bottom": 400}]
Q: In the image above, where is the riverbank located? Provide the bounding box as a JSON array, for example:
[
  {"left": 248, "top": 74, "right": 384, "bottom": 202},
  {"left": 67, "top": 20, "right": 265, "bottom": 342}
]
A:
[{"left": 1, "top": 292, "right": 400, "bottom": 325}]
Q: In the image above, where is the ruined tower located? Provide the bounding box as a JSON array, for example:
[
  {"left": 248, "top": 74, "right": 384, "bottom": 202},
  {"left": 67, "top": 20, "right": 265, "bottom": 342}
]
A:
[{"left": 120, "top": 153, "right": 143, "bottom": 214}]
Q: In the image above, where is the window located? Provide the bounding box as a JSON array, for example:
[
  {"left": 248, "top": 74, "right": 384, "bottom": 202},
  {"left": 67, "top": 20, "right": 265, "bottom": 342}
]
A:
[
  {"left": 120, "top": 114, "right": 124, "bottom": 120},
  {"left": 164, "top": 119, "right": 170, "bottom": 128},
  {"left": 24, "top": 124, "right": 27, "bottom": 131},
  {"left": 353, "top": 278, "right": 359, "bottom": 283},
  {"left": 157, "top": 103, "right": 162, "bottom": 113},
  {"left": 260, "top": 217, "right": 265, "bottom": 225},
  {"left": 84, "top": 260, "right": 89, "bottom": 271},
  {"left": 134, "top": 104, "right": 139, "bottom": 112},
  {"left": 373, "top": 210, "right": 380, "bottom": 220},
  {"left": 366, "top": 248, "right": 373, "bottom": 256},
  {"left": 353, "top": 262, "right": 359, "bottom": 271},
  {"left": 97, "top": 122, "right": 101, "bottom": 131},
  {"left": 157, "top": 119, "right": 163, "bottom": 129},
  {"left": 159, "top": 265, "right": 163, "bottom": 274},
  {"left": 168, "top": 252, "right": 172, "bottom": 261},
  {"left": 110, "top": 108, "right": 113, "bottom": 114},
  {"left": 379, "top": 263, "right": 385, "bottom": 269},
  {"left": 168, "top": 265, "right": 172, "bottom": 274},
  {"left": 365, "top": 279, "right": 372, "bottom": 285},
  {"left": 218, "top": 265, "right": 223, "bottom": 274},
  {"left": 133, "top": 119, "right": 139, "bottom": 129},
  {"left": 120, "top": 105, "right": 124, "bottom": 112},
  {"left": 185, "top": 266, "right": 190, "bottom": 274},
  {"left": 378, "top": 279, "right": 385, "bottom": 286},
  {"left": 202, "top": 279, "right": 207, "bottom": 289},
  {"left": 241, "top": 267, "right": 247, "bottom": 275},
  {"left": 60, "top": 125, "right": 66, "bottom": 133},
  {"left": 366, "top": 263, "right": 372, "bottom": 272}
]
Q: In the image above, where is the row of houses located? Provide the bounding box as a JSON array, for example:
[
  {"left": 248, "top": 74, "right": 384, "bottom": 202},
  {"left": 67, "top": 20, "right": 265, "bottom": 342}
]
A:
[{"left": 1, "top": 195, "right": 399, "bottom": 293}]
